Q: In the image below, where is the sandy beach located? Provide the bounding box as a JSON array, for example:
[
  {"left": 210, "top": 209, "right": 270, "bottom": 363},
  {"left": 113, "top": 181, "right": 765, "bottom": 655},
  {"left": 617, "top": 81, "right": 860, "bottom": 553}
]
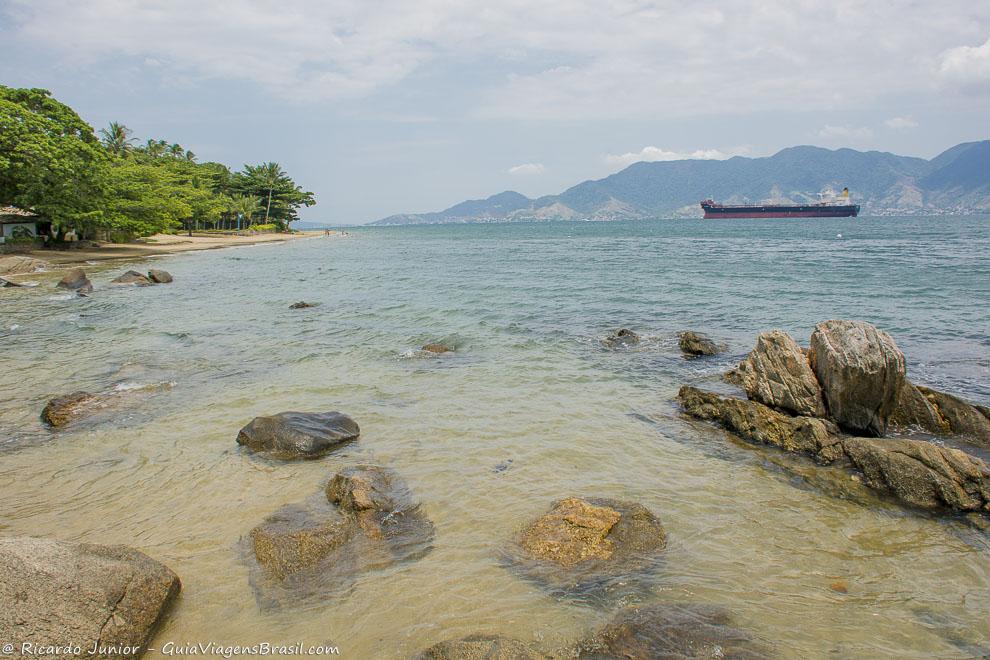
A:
[{"left": 10, "top": 231, "right": 328, "bottom": 267}]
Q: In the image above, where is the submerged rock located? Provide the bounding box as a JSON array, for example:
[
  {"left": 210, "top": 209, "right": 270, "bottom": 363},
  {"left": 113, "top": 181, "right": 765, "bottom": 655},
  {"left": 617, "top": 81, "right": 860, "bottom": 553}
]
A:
[
  {"left": 510, "top": 497, "right": 666, "bottom": 595},
  {"left": 148, "top": 269, "right": 173, "bottom": 284},
  {"left": 248, "top": 465, "right": 433, "bottom": 606},
  {"left": 678, "top": 386, "right": 990, "bottom": 514},
  {"left": 111, "top": 270, "right": 153, "bottom": 286},
  {"left": 809, "top": 320, "right": 905, "bottom": 436},
  {"left": 574, "top": 602, "right": 771, "bottom": 659},
  {"left": 236, "top": 411, "right": 359, "bottom": 459},
  {"left": 0, "top": 537, "right": 180, "bottom": 659},
  {"left": 678, "top": 331, "right": 722, "bottom": 357},
  {"left": 288, "top": 301, "right": 316, "bottom": 309},
  {"left": 55, "top": 268, "right": 93, "bottom": 294},
  {"left": 41, "top": 383, "right": 173, "bottom": 429},
  {"left": 603, "top": 328, "right": 640, "bottom": 348},
  {"left": 729, "top": 330, "right": 826, "bottom": 417},
  {"left": 422, "top": 343, "right": 454, "bottom": 353},
  {"left": 415, "top": 635, "right": 552, "bottom": 660}
]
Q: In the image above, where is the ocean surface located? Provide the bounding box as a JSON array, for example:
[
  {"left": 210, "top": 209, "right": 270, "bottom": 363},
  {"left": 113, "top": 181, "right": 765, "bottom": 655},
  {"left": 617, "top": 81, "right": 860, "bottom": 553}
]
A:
[{"left": 1, "top": 215, "right": 989, "bottom": 658}]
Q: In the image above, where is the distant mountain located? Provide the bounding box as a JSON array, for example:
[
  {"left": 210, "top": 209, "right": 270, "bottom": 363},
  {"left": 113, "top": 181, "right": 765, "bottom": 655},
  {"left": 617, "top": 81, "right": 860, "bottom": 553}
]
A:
[{"left": 371, "top": 141, "right": 990, "bottom": 224}]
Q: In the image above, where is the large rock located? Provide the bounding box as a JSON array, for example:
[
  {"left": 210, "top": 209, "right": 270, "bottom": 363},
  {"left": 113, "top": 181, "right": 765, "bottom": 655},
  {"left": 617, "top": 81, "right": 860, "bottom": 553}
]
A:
[
  {"left": 111, "top": 270, "right": 152, "bottom": 286},
  {"left": 147, "top": 269, "right": 173, "bottom": 284},
  {"left": 574, "top": 603, "right": 771, "bottom": 659},
  {"left": 678, "top": 386, "right": 843, "bottom": 462},
  {"left": 679, "top": 331, "right": 723, "bottom": 357},
  {"left": 843, "top": 437, "right": 990, "bottom": 512},
  {"left": 679, "top": 386, "right": 990, "bottom": 514},
  {"left": 917, "top": 386, "right": 990, "bottom": 447},
  {"left": 236, "top": 411, "right": 359, "bottom": 459},
  {"left": 0, "top": 537, "right": 180, "bottom": 659},
  {"left": 889, "top": 381, "right": 950, "bottom": 434},
  {"left": 729, "top": 330, "right": 826, "bottom": 417},
  {"left": 55, "top": 268, "right": 93, "bottom": 294},
  {"left": 603, "top": 328, "right": 640, "bottom": 348},
  {"left": 809, "top": 320, "right": 906, "bottom": 436},
  {"left": 248, "top": 466, "right": 433, "bottom": 606},
  {"left": 415, "top": 635, "right": 551, "bottom": 660},
  {"left": 510, "top": 497, "right": 666, "bottom": 595}
]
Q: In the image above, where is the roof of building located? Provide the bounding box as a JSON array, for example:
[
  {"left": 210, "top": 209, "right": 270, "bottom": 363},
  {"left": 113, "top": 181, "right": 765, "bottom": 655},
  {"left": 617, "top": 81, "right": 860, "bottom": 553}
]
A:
[{"left": 0, "top": 206, "right": 38, "bottom": 222}]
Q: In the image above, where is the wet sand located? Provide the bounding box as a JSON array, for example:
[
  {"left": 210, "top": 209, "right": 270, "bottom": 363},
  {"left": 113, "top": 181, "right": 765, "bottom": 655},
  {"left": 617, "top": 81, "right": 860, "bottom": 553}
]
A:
[{"left": 17, "top": 231, "right": 330, "bottom": 266}]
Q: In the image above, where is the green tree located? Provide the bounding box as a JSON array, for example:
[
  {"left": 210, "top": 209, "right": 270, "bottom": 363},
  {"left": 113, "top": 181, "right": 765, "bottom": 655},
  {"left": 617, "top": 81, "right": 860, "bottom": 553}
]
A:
[
  {"left": 0, "top": 86, "right": 108, "bottom": 235},
  {"left": 228, "top": 194, "right": 260, "bottom": 229},
  {"left": 235, "top": 162, "right": 315, "bottom": 230},
  {"left": 99, "top": 121, "right": 135, "bottom": 157}
]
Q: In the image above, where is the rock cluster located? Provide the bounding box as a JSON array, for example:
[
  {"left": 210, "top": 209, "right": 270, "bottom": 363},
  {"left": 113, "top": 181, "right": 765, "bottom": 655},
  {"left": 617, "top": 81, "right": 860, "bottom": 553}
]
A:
[
  {"left": 248, "top": 465, "right": 434, "bottom": 606},
  {"left": 0, "top": 537, "right": 180, "bottom": 659},
  {"left": 236, "top": 410, "right": 360, "bottom": 459},
  {"left": 680, "top": 319, "right": 990, "bottom": 515}
]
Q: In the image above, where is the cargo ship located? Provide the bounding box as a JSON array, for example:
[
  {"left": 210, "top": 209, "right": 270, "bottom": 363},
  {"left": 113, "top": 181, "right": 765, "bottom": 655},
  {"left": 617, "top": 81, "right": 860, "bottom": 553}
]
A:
[{"left": 700, "top": 188, "right": 859, "bottom": 218}]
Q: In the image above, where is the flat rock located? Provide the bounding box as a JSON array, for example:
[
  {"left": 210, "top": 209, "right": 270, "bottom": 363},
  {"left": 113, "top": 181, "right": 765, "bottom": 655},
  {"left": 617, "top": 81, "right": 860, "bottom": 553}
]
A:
[
  {"left": 678, "top": 385, "right": 843, "bottom": 462},
  {"left": 0, "top": 254, "right": 48, "bottom": 276},
  {"left": 251, "top": 502, "right": 352, "bottom": 582},
  {"left": 0, "top": 537, "right": 180, "bottom": 659},
  {"left": 679, "top": 331, "right": 723, "bottom": 357},
  {"left": 809, "top": 320, "right": 905, "bottom": 436},
  {"left": 574, "top": 603, "right": 771, "bottom": 659},
  {"left": 603, "top": 328, "right": 640, "bottom": 348},
  {"left": 148, "top": 269, "right": 173, "bottom": 284},
  {"left": 729, "top": 330, "right": 826, "bottom": 417},
  {"left": 510, "top": 497, "right": 666, "bottom": 596},
  {"left": 111, "top": 270, "right": 152, "bottom": 286},
  {"left": 236, "top": 411, "right": 359, "bottom": 459},
  {"left": 55, "top": 268, "right": 93, "bottom": 294},
  {"left": 415, "top": 635, "right": 552, "bottom": 660}
]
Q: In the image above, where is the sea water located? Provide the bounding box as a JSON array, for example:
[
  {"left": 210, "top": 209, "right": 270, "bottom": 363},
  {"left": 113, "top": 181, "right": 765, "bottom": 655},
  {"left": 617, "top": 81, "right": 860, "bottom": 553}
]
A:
[{"left": 1, "top": 215, "right": 989, "bottom": 657}]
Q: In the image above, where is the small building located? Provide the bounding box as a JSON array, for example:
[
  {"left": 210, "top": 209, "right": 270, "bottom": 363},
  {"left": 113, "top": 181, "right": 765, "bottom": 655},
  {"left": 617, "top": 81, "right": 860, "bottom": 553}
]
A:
[{"left": 0, "top": 206, "right": 39, "bottom": 244}]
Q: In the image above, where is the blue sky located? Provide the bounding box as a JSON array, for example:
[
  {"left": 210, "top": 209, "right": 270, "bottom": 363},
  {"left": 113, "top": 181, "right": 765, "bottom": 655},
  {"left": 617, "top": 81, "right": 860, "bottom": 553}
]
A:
[{"left": 1, "top": 1, "right": 988, "bottom": 223}]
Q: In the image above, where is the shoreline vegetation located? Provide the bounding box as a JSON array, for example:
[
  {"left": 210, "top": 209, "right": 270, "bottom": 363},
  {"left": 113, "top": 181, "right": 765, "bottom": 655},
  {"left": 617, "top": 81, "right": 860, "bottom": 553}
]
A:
[{"left": 0, "top": 85, "right": 316, "bottom": 250}]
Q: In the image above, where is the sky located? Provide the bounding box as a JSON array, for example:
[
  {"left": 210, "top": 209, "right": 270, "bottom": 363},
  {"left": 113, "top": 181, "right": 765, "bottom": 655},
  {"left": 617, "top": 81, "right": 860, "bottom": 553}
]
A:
[{"left": 1, "top": 1, "right": 989, "bottom": 224}]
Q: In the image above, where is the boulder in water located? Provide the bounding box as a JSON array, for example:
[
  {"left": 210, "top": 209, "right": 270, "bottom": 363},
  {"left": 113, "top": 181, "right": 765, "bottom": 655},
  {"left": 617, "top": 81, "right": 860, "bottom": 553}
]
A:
[
  {"left": 574, "top": 602, "right": 771, "bottom": 659},
  {"left": 236, "top": 411, "right": 360, "bottom": 459},
  {"left": 289, "top": 301, "right": 317, "bottom": 309},
  {"left": 728, "top": 330, "right": 826, "bottom": 417},
  {"left": 809, "top": 320, "right": 905, "bottom": 436},
  {"left": 0, "top": 537, "right": 180, "bottom": 659},
  {"left": 603, "top": 328, "right": 640, "bottom": 348},
  {"left": 41, "top": 391, "right": 99, "bottom": 428},
  {"left": 148, "top": 269, "right": 173, "bottom": 284},
  {"left": 41, "top": 383, "right": 173, "bottom": 429},
  {"left": 916, "top": 386, "right": 990, "bottom": 447},
  {"left": 111, "top": 270, "right": 152, "bottom": 286},
  {"left": 679, "top": 331, "right": 723, "bottom": 357},
  {"left": 415, "top": 635, "right": 552, "bottom": 660},
  {"left": 55, "top": 268, "right": 92, "bottom": 294},
  {"left": 0, "top": 255, "right": 48, "bottom": 276}
]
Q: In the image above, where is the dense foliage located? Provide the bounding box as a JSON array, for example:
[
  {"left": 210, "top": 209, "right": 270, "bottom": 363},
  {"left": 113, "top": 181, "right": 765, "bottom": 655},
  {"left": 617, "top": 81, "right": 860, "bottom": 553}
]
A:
[{"left": 0, "top": 86, "right": 315, "bottom": 239}]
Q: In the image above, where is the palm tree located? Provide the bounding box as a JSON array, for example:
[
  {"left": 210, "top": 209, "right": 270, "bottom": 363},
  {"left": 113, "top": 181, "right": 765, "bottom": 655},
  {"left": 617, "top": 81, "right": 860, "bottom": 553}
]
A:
[
  {"left": 184, "top": 150, "right": 197, "bottom": 162},
  {"left": 229, "top": 194, "right": 260, "bottom": 230},
  {"left": 144, "top": 139, "right": 167, "bottom": 158},
  {"left": 99, "top": 122, "right": 135, "bottom": 157},
  {"left": 169, "top": 143, "right": 184, "bottom": 158},
  {"left": 244, "top": 162, "right": 286, "bottom": 224}
]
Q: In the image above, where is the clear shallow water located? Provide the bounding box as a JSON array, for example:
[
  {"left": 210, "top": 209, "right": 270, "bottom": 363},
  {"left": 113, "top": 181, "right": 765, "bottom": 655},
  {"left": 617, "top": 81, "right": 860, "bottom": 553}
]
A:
[{"left": 1, "top": 215, "right": 989, "bottom": 658}]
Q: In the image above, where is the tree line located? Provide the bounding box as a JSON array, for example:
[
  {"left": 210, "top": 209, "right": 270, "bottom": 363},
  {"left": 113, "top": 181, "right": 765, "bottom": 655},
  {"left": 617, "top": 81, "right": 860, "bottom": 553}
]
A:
[{"left": 0, "top": 86, "right": 315, "bottom": 240}]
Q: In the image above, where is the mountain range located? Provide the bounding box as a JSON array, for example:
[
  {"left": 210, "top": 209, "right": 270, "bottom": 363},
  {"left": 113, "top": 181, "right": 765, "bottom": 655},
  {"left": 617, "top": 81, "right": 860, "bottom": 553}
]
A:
[{"left": 371, "top": 140, "right": 990, "bottom": 224}]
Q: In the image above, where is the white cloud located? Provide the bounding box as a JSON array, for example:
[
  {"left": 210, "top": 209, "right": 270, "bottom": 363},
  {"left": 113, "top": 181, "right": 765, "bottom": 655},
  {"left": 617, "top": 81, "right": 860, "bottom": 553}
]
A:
[
  {"left": 816, "top": 125, "right": 874, "bottom": 141},
  {"left": 507, "top": 163, "right": 545, "bottom": 176},
  {"left": 604, "top": 146, "right": 733, "bottom": 170},
  {"left": 884, "top": 116, "right": 918, "bottom": 130},
  {"left": 4, "top": 1, "right": 990, "bottom": 115},
  {"left": 938, "top": 38, "right": 990, "bottom": 89}
]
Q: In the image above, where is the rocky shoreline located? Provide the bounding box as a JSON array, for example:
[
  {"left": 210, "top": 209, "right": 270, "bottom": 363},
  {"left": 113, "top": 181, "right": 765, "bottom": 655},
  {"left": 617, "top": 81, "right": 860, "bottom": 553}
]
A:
[{"left": 4, "top": 317, "right": 989, "bottom": 658}]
